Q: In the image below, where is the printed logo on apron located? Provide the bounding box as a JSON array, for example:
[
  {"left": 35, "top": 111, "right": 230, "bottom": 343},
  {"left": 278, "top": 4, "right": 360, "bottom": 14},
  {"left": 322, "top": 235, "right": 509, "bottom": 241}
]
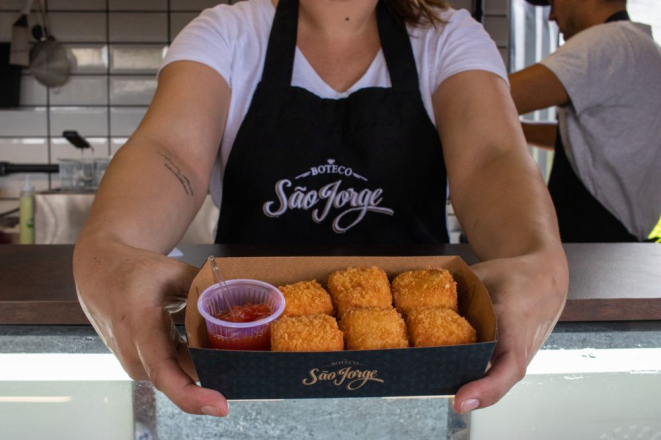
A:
[{"left": 263, "top": 158, "right": 395, "bottom": 234}]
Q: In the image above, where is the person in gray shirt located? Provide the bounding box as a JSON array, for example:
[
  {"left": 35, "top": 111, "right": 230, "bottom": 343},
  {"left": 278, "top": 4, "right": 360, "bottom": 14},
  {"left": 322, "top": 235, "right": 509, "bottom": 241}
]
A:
[{"left": 510, "top": 0, "right": 661, "bottom": 243}]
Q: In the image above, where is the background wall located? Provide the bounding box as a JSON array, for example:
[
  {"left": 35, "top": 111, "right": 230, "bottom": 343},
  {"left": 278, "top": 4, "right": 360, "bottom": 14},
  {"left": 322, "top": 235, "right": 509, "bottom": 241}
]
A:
[
  {"left": 482, "top": 0, "right": 510, "bottom": 70},
  {"left": 0, "top": 0, "right": 509, "bottom": 214},
  {"left": 0, "top": 0, "right": 230, "bottom": 213}
]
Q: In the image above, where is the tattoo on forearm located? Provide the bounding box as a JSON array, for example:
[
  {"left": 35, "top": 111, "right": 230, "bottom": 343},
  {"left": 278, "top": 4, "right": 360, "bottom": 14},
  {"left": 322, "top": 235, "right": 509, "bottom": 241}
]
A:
[{"left": 158, "top": 153, "right": 194, "bottom": 196}]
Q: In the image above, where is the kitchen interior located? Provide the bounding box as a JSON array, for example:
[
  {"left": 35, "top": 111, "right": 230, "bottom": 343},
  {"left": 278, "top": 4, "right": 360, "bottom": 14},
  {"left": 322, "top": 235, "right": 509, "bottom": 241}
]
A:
[
  {"left": 0, "top": 0, "right": 232, "bottom": 245},
  {"left": 1, "top": 1, "right": 661, "bottom": 439}
]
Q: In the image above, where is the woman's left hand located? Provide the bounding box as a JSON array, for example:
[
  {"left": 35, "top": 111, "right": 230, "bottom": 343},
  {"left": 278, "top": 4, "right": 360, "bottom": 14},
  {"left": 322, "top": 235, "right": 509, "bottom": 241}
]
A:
[{"left": 453, "top": 253, "right": 568, "bottom": 414}]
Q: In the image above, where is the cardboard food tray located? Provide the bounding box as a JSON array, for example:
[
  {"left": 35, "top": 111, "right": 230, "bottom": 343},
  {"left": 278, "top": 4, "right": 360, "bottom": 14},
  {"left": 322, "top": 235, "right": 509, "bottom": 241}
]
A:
[{"left": 186, "top": 256, "right": 497, "bottom": 400}]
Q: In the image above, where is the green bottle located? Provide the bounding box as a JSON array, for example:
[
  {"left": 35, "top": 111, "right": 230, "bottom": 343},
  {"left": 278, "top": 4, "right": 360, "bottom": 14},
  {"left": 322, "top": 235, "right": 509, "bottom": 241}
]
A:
[{"left": 19, "top": 175, "right": 35, "bottom": 244}]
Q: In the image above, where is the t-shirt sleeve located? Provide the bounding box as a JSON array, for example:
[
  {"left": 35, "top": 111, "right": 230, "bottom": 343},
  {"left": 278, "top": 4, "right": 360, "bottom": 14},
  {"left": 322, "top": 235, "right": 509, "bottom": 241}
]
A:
[
  {"left": 430, "top": 9, "right": 509, "bottom": 93},
  {"left": 540, "top": 24, "right": 632, "bottom": 114},
  {"left": 159, "top": 6, "right": 235, "bottom": 87}
]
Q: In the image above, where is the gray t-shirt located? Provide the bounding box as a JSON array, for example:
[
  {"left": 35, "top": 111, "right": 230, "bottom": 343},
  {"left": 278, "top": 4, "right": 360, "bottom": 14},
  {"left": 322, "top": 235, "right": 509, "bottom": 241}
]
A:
[{"left": 541, "top": 21, "right": 661, "bottom": 241}]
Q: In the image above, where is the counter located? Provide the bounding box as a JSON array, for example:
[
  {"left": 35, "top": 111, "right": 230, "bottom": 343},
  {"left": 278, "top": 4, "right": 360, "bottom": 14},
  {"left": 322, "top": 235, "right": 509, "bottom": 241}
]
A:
[
  {"left": 0, "top": 244, "right": 660, "bottom": 439},
  {"left": 2, "top": 321, "right": 661, "bottom": 439},
  {"left": 1, "top": 243, "right": 660, "bottom": 324}
]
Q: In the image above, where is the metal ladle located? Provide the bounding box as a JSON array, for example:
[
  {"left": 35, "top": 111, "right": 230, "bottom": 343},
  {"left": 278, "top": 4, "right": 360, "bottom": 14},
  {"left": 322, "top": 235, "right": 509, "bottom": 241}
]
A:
[{"left": 30, "top": 0, "right": 71, "bottom": 87}]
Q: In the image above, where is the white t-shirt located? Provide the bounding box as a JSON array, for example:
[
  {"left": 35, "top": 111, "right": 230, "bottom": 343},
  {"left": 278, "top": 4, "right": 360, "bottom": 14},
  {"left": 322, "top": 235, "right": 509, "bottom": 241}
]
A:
[
  {"left": 161, "top": 0, "right": 508, "bottom": 208},
  {"left": 541, "top": 21, "right": 661, "bottom": 241}
]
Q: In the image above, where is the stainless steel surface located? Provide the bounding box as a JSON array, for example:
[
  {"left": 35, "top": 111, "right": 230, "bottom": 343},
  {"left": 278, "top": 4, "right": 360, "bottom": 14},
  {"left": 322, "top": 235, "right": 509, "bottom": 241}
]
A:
[
  {"left": 34, "top": 192, "right": 219, "bottom": 245},
  {"left": 471, "top": 349, "right": 661, "bottom": 439},
  {"left": 3, "top": 322, "right": 661, "bottom": 439}
]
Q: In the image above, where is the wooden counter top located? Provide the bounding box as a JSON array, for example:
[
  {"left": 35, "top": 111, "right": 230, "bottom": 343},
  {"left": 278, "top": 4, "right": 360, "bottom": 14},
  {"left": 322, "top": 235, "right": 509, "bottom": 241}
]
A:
[{"left": 0, "top": 244, "right": 659, "bottom": 324}]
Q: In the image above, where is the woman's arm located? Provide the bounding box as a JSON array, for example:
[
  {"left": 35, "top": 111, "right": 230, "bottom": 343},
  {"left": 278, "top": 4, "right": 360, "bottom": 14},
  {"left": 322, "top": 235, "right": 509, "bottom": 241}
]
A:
[
  {"left": 73, "top": 61, "right": 232, "bottom": 417},
  {"left": 433, "top": 70, "right": 569, "bottom": 413},
  {"left": 521, "top": 121, "right": 557, "bottom": 150},
  {"left": 79, "top": 61, "right": 228, "bottom": 252},
  {"left": 509, "top": 64, "right": 569, "bottom": 115}
]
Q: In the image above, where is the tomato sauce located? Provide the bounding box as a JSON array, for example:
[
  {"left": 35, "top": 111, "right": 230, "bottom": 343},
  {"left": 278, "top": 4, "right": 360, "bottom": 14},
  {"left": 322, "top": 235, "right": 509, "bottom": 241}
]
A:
[
  {"left": 207, "top": 330, "right": 272, "bottom": 351},
  {"left": 207, "top": 303, "right": 274, "bottom": 351},
  {"left": 217, "top": 303, "right": 273, "bottom": 323}
]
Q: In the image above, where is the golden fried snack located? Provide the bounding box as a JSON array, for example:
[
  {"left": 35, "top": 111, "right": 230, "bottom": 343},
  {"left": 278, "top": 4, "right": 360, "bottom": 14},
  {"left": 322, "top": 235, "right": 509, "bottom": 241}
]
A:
[
  {"left": 271, "top": 314, "right": 344, "bottom": 352},
  {"left": 278, "top": 280, "right": 334, "bottom": 317},
  {"left": 406, "top": 307, "right": 476, "bottom": 347},
  {"left": 392, "top": 268, "right": 458, "bottom": 316},
  {"left": 327, "top": 266, "right": 392, "bottom": 317},
  {"left": 339, "top": 308, "right": 408, "bottom": 350}
]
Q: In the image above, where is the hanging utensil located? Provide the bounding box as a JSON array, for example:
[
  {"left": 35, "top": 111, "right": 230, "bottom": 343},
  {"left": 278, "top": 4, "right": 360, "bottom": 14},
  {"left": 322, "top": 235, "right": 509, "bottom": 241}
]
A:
[
  {"left": 30, "top": 0, "right": 71, "bottom": 87},
  {"left": 10, "top": 0, "right": 33, "bottom": 67}
]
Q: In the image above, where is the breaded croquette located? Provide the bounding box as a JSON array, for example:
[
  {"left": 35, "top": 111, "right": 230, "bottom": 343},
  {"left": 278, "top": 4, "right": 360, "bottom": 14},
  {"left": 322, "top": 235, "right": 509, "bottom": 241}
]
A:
[
  {"left": 271, "top": 314, "right": 344, "bottom": 352},
  {"left": 406, "top": 307, "right": 476, "bottom": 347},
  {"left": 339, "top": 308, "right": 408, "bottom": 350},
  {"left": 392, "top": 268, "right": 458, "bottom": 316},
  {"left": 327, "top": 266, "right": 392, "bottom": 317},
  {"left": 278, "top": 280, "right": 334, "bottom": 317}
]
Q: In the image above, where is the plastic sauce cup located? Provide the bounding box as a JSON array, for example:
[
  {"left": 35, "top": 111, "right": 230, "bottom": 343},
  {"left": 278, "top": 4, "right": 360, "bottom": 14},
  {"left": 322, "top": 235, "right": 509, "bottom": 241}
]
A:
[{"left": 197, "top": 279, "right": 285, "bottom": 351}]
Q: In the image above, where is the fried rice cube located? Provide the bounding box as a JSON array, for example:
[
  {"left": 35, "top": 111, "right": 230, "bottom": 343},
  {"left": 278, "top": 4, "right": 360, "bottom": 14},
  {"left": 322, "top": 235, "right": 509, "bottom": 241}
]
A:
[
  {"left": 278, "top": 280, "right": 334, "bottom": 317},
  {"left": 327, "top": 266, "right": 393, "bottom": 317},
  {"left": 406, "top": 307, "right": 477, "bottom": 347},
  {"left": 392, "top": 268, "right": 458, "bottom": 316},
  {"left": 339, "top": 308, "right": 408, "bottom": 350},
  {"left": 271, "top": 314, "right": 344, "bottom": 352}
]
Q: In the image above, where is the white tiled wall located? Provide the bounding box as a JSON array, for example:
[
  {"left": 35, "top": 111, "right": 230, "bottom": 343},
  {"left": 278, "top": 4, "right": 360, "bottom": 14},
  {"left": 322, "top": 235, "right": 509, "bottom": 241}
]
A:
[
  {"left": 49, "top": 12, "right": 108, "bottom": 42},
  {"left": 0, "top": 0, "right": 230, "bottom": 202},
  {"left": 108, "top": 12, "right": 168, "bottom": 42},
  {"left": 49, "top": 76, "right": 109, "bottom": 106},
  {"left": 482, "top": 0, "right": 512, "bottom": 69}
]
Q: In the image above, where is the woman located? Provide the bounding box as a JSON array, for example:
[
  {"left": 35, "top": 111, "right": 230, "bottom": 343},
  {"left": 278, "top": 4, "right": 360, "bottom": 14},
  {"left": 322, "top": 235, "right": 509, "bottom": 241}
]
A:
[{"left": 73, "top": 0, "right": 568, "bottom": 417}]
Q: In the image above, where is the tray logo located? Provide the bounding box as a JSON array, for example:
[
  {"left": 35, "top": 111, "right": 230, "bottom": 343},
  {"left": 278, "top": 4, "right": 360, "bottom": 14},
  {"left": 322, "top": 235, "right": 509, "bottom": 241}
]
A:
[
  {"left": 263, "top": 159, "right": 394, "bottom": 233},
  {"left": 302, "top": 364, "right": 384, "bottom": 391}
]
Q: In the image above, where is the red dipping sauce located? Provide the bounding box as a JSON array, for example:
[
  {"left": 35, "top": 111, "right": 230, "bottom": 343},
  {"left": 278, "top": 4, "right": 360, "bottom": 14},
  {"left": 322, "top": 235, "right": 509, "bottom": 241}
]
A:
[
  {"left": 217, "top": 303, "right": 273, "bottom": 323},
  {"left": 207, "top": 303, "right": 275, "bottom": 351}
]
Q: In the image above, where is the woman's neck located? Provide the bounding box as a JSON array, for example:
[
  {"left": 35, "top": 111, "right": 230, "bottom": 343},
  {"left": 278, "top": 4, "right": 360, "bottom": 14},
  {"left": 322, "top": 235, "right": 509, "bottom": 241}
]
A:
[{"left": 273, "top": 0, "right": 379, "bottom": 41}]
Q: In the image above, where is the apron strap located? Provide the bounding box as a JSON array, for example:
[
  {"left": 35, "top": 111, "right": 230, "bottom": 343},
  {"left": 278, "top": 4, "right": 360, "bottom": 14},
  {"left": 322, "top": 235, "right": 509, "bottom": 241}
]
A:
[
  {"left": 375, "top": 1, "right": 420, "bottom": 91},
  {"left": 605, "top": 10, "right": 630, "bottom": 23},
  {"left": 262, "top": 0, "right": 298, "bottom": 87},
  {"left": 261, "top": 0, "right": 420, "bottom": 91}
]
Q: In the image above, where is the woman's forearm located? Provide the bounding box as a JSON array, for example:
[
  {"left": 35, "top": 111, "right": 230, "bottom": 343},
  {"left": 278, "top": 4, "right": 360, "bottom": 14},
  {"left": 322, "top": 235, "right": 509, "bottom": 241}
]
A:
[
  {"left": 521, "top": 121, "right": 557, "bottom": 150},
  {"left": 76, "top": 61, "right": 230, "bottom": 255},
  {"left": 77, "top": 137, "right": 210, "bottom": 255},
  {"left": 452, "top": 147, "right": 563, "bottom": 265}
]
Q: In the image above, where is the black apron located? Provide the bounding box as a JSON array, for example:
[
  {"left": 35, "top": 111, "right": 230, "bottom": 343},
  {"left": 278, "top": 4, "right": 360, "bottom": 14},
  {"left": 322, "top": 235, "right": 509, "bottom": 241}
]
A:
[
  {"left": 215, "top": 0, "right": 448, "bottom": 245},
  {"left": 547, "top": 10, "right": 638, "bottom": 243}
]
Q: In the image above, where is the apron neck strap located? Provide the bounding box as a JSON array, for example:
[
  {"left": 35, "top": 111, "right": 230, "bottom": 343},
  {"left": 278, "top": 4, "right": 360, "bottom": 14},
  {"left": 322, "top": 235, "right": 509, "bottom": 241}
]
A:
[
  {"left": 605, "top": 10, "right": 630, "bottom": 23},
  {"left": 262, "top": 0, "right": 299, "bottom": 87},
  {"left": 376, "top": 1, "right": 420, "bottom": 90},
  {"left": 261, "top": 0, "right": 420, "bottom": 90}
]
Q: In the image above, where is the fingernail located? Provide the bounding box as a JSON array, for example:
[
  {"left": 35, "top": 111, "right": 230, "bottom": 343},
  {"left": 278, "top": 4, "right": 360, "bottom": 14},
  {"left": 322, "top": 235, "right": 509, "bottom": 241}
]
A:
[
  {"left": 201, "top": 406, "right": 225, "bottom": 417},
  {"left": 460, "top": 399, "right": 480, "bottom": 414}
]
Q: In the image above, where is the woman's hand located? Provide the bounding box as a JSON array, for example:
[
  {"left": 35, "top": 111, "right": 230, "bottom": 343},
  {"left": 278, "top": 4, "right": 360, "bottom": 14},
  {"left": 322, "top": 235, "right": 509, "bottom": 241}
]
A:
[
  {"left": 73, "top": 240, "right": 230, "bottom": 417},
  {"left": 453, "top": 253, "right": 568, "bottom": 414}
]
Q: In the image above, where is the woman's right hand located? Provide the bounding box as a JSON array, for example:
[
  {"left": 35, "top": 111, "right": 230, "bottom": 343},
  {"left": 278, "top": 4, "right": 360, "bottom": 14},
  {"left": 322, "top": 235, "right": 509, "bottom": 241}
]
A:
[{"left": 73, "top": 239, "right": 230, "bottom": 417}]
